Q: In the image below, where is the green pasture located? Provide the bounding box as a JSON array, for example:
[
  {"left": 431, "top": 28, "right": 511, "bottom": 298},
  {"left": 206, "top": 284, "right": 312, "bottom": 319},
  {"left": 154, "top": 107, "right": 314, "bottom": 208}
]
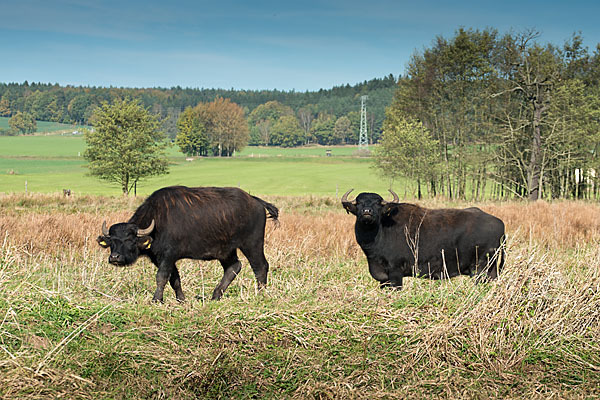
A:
[
  {"left": 0, "top": 135, "right": 397, "bottom": 197},
  {"left": 0, "top": 135, "right": 86, "bottom": 157},
  {"left": 0, "top": 116, "right": 86, "bottom": 133}
]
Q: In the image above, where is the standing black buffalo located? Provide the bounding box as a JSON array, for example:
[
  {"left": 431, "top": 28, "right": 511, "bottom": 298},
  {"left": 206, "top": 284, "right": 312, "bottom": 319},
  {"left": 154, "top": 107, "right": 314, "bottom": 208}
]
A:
[
  {"left": 97, "top": 186, "right": 279, "bottom": 301},
  {"left": 342, "top": 189, "right": 505, "bottom": 288}
]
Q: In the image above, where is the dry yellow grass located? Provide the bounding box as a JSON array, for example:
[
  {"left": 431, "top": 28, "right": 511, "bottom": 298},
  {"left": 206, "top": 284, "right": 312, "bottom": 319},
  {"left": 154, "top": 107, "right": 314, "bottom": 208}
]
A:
[
  {"left": 2, "top": 194, "right": 599, "bottom": 254},
  {"left": 0, "top": 193, "right": 599, "bottom": 398}
]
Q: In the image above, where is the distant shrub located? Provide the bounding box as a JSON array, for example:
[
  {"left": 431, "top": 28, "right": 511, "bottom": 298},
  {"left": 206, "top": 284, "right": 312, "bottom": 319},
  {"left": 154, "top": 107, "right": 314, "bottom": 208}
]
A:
[{"left": 0, "top": 127, "right": 16, "bottom": 136}]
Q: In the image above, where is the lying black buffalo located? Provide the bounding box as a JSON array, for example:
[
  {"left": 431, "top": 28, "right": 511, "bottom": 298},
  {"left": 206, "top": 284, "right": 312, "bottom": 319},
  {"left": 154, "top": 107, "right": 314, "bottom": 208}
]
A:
[
  {"left": 97, "top": 186, "right": 279, "bottom": 301},
  {"left": 342, "top": 189, "right": 505, "bottom": 288}
]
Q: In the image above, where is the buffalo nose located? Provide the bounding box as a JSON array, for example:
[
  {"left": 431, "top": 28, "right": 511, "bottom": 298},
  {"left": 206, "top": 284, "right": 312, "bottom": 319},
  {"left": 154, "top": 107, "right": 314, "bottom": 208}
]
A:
[{"left": 109, "top": 254, "right": 123, "bottom": 264}]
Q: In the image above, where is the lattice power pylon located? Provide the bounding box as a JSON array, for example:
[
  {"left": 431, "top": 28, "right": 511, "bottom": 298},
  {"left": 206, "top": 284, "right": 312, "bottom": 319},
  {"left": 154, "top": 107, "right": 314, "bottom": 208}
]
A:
[{"left": 359, "top": 95, "right": 369, "bottom": 149}]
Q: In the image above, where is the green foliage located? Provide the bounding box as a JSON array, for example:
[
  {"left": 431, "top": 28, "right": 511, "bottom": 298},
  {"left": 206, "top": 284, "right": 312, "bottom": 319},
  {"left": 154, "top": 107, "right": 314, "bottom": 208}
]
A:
[
  {"left": 270, "top": 115, "right": 304, "bottom": 147},
  {"left": 200, "top": 97, "right": 250, "bottom": 156},
  {"left": 8, "top": 111, "right": 36, "bottom": 134},
  {"left": 0, "top": 97, "right": 10, "bottom": 117},
  {"left": 374, "top": 116, "right": 439, "bottom": 197},
  {"left": 68, "top": 94, "right": 93, "bottom": 124},
  {"left": 311, "top": 113, "right": 336, "bottom": 145},
  {"left": 297, "top": 104, "right": 319, "bottom": 144},
  {"left": 83, "top": 98, "right": 169, "bottom": 195},
  {"left": 345, "top": 111, "right": 360, "bottom": 144},
  {"left": 248, "top": 100, "right": 293, "bottom": 125},
  {"left": 248, "top": 101, "right": 294, "bottom": 146},
  {"left": 176, "top": 107, "right": 207, "bottom": 156},
  {"left": 333, "top": 116, "right": 352, "bottom": 144},
  {"left": 391, "top": 27, "right": 600, "bottom": 200}
]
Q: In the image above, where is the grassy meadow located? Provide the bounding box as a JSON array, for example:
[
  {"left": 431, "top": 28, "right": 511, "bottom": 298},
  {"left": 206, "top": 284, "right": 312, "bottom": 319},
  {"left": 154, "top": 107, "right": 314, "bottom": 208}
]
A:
[
  {"left": 0, "top": 134, "right": 394, "bottom": 196},
  {"left": 0, "top": 194, "right": 599, "bottom": 399},
  {"left": 1, "top": 134, "right": 599, "bottom": 398},
  {"left": 0, "top": 116, "right": 86, "bottom": 134}
]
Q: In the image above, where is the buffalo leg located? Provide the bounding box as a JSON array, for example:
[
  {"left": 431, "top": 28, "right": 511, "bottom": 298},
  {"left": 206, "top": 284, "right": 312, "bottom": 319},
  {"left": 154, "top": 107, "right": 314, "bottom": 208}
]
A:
[
  {"left": 368, "top": 259, "right": 390, "bottom": 288},
  {"left": 386, "top": 269, "right": 404, "bottom": 289},
  {"left": 379, "top": 268, "right": 403, "bottom": 289},
  {"left": 368, "top": 258, "right": 403, "bottom": 289},
  {"left": 212, "top": 252, "right": 242, "bottom": 300},
  {"left": 484, "top": 247, "right": 503, "bottom": 280},
  {"left": 153, "top": 262, "right": 174, "bottom": 302},
  {"left": 169, "top": 266, "right": 185, "bottom": 302},
  {"left": 240, "top": 245, "right": 269, "bottom": 290}
]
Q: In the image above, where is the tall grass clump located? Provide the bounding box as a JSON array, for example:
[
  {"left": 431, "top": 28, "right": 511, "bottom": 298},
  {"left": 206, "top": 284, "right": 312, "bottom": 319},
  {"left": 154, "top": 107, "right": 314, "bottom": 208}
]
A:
[{"left": 0, "top": 193, "right": 598, "bottom": 398}]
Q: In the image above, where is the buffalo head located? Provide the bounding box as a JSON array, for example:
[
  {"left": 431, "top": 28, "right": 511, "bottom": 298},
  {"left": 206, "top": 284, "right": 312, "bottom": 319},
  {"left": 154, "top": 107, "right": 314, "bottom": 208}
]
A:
[
  {"left": 341, "top": 189, "right": 399, "bottom": 225},
  {"left": 97, "top": 220, "right": 155, "bottom": 266}
]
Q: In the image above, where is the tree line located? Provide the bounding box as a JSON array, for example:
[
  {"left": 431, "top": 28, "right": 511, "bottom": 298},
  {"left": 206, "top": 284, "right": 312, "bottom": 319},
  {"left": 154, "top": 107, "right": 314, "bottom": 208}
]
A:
[
  {"left": 376, "top": 28, "right": 600, "bottom": 201},
  {"left": 0, "top": 76, "right": 395, "bottom": 141}
]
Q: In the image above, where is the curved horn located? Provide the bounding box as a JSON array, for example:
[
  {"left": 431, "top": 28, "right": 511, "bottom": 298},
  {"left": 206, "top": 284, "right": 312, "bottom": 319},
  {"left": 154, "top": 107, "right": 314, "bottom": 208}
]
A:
[
  {"left": 388, "top": 189, "right": 399, "bottom": 203},
  {"left": 341, "top": 188, "right": 355, "bottom": 203},
  {"left": 136, "top": 219, "right": 155, "bottom": 237},
  {"left": 102, "top": 221, "right": 110, "bottom": 236}
]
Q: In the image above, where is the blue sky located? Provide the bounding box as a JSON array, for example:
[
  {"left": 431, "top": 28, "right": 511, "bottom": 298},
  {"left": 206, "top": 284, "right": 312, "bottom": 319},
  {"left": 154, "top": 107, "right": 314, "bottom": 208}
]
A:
[{"left": 1, "top": 0, "right": 599, "bottom": 91}]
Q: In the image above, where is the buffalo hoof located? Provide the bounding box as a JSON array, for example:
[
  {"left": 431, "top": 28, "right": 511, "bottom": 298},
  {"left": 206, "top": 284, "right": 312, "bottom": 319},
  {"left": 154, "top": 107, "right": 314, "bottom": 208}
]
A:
[
  {"left": 211, "top": 289, "right": 224, "bottom": 301},
  {"left": 379, "top": 282, "right": 402, "bottom": 290}
]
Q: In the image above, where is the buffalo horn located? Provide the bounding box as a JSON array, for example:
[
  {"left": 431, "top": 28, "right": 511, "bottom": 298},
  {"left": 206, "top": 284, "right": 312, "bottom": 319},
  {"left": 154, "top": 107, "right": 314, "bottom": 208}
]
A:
[
  {"left": 101, "top": 221, "right": 110, "bottom": 236},
  {"left": 137, "top": 219, "right": 155, "bottom": 237},
  {"left": 341, "top": 188, "right": 355, "bottom": 204},
  {"left": 388, "top": 189, "right": 399, "bottom": 203}
]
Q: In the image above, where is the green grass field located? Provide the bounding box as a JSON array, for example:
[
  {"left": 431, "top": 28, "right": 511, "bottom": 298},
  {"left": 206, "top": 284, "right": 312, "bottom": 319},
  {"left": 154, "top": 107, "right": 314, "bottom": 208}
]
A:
[
  {"left": 0, "top": 135, "right": 396, "bottom": 197},
  {"left": 236, "top": 145, "right": 363, "bottom": 157},
  {"left": 0, "top": 116, "right": 86, "bottom": 134}
]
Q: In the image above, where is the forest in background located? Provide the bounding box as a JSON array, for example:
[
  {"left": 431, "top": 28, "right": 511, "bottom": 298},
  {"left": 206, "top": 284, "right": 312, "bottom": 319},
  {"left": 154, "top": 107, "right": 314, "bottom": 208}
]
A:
[{"left": 0, "top": 75, "right": 396, "bottom": 143}]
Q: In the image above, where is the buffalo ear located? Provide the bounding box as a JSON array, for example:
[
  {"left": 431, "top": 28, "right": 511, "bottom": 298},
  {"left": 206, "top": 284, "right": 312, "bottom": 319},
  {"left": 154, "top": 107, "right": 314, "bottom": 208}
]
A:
[
  {"left": 342, "top": 202, "right": 358, "bottom": 215},
  {"left": 97, "top": 236, "right": 110, "bottom": 248},
  {"left": 137, "top": 236, "right": 153, "bottom": 250}
]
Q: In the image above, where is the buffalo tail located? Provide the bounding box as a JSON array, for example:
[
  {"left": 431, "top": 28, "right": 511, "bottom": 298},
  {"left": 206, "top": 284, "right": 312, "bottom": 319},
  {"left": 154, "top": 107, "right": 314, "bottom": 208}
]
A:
[{"left": 253, "top": 196, "right": 280, "bottom": 227}]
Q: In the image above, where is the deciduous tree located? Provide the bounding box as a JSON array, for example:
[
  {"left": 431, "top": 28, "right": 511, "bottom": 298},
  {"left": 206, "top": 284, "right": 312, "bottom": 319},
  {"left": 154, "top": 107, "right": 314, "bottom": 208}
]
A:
[
  {"left": 248, "top": 101, "right": 293, "bottom": 146},
  {"left": 333, "top": 116, "right": 352, "bottom": 144},
  {"left": 374, "top": 116, "right": 439, "bottom": 199},
  {"left": 270, "top": 115, "right": 304, "bottom": 147},
  {"left": 84, "top": 98, "right": 169, "bottom": 195},
  {"left": 492, "top": 31, "right": 563, "bottom": 200},
  {"left": 311, "top": 113, "right": 335, "bottom": 145},
  {"left": 176, "top": 106, "right": 207, "bottom": 156},
  {"left": 0, "top": 98, "right": 11, "bottom": 117},
  {"left": 199, "top": 97, "right": 249, "bottom": 156},
  {"left": 8, "top": 111, "right": 36, "bottom": 134},
  {"left": 297, "top": 105, "right": 317, "bottom": 144}
]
